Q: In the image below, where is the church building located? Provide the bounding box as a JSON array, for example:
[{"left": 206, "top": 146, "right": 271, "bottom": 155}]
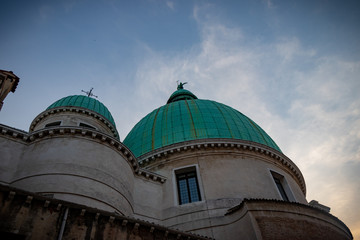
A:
[{"left": 0, "top": 77, "right": 353, "bottom": 239}]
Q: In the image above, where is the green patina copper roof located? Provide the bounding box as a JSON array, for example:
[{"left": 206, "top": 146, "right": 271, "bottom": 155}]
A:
[
  {"left": 47, "top": 95, "right": 117, "bottom": 129},
  {"left": 123, "top": 89, "right": 281, "bottom": 158}
]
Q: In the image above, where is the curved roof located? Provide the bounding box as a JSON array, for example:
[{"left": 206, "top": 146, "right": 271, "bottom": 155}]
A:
[
  {"left": 123, "top": 89, "right": 281, "bottom": 158},
  {"left": 47, "top": 95, "right": 117, "bottom": 129}
]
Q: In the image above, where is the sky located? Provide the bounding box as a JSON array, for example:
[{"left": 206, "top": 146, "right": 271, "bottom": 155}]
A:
[{"left": 0, "top": 0, "right": 359, "bottom": 238}]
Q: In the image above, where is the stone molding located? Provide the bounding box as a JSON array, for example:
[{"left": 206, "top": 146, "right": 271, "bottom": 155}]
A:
[
  {"left": 137, "top": 138, "right": 306, "bottom": 195},
  {"left": 29, "top": 106, "right": 118, "bottom": 138},
  {"left": 0, "top": 124, "right": 166, "bottom": 184}
]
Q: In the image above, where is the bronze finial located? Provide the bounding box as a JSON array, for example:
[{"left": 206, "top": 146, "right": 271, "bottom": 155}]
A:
[
  {"left": 81, "top": 88, "right": 98, "bottom": 98},
  {"left": 177, "top": 81, "right": 188, "bottom": 90}
]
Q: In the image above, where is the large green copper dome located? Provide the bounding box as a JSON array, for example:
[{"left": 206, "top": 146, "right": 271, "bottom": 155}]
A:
[
  {"left": 123, "top": 88, "right": 281, "bottom": 158},
  {"left": 47, "top": 95, "right": 117, "bottom": 129}
]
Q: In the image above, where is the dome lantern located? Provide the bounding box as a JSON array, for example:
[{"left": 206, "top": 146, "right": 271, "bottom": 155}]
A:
[
  {"left": 30, "top": 94, "right": 119, "bottom": 139},
  {"left": 167, "top": 82, "right": 198, "bottom": 104}
]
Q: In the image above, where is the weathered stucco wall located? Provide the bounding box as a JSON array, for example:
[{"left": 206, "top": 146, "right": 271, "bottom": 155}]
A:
[
  {"left": 133, "top": 177, "right": 163, "bottom": 222},
  {"left": 140, "top": 146, "right": 307, "bottom": 236},
  {"left": 10, "top": 136, "right": 134, "bottom": 215},
  {"left": 0, "top": 136, "right": 26, "bottom": 185}
]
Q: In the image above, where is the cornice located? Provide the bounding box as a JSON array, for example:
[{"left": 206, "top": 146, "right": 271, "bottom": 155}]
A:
[
  {"left": 0, "top": 124, "right": 166, "bottom": 184},
  {"left": 137, "top": 138, "right": 306, "bottom": 195},
  {"left": 29, "top": 106, "right": 118, "bottom": 139}
]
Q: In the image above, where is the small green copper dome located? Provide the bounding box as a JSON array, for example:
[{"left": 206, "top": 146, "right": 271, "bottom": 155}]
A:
[
  {"left": 167, "top": 89, "right": 198, "bottom": 103},
  {"left": 123, "top": 89, "right": 281, "bottom": 158},
  {"left": 47, "top": 95, "right": 117, "bottom": 129}
]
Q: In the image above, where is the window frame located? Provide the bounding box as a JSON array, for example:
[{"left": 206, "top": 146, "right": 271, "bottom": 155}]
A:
[
  {"left": 173, "top": 165, "right": 203, "bottom": 205},
  {"left": 269, "top": 170, "right": 296, "bottom": 202}
]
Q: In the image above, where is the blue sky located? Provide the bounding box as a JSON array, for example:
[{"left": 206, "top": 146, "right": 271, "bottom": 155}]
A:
[{"left": 1, "top": 0, "right": 359, "bottom": 238}]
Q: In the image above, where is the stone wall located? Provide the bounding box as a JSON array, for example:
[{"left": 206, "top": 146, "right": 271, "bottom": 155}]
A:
[
  {"left": 226, "top": 199, "right": 353, "bottom": 240},
  {"left": 0, "top": 186, "right": 212, "bottom": 240}
]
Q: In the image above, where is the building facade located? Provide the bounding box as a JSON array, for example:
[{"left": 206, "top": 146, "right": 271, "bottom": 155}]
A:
[
  {"left": 0, "top": 83, "right": 353, "bottom": 239},
  {"left": 0, "top": 70, "right": 19, "bottom": 111}
]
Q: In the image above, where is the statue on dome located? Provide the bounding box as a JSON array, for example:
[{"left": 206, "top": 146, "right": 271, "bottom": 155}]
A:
[{"left": 177, "top": 81, "right": 188, "bottom": 90}]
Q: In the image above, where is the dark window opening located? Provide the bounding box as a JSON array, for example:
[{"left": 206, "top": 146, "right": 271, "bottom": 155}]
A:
[
  {"left": 45, "top": 121, "right": 61, "bottom": 127},
  {"left": 176, "top": 169, "right": 201, "bottom": 205},
  {"left": 79, "top": 122, "right": 96, "bottom": 130},
  {"left": 273, "top": 176, "right": 289, "bottom": 202}
]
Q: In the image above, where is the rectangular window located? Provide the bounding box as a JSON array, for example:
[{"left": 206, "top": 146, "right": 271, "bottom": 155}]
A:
[
  {"left": 273, "top": 176, "right": 289, "bottom": 201},
  {"left": 176, "top": 168, "right": 201, "bottom": 205},
  {"left": 271, "top": 170, "right": 294, "bottom": 202}
]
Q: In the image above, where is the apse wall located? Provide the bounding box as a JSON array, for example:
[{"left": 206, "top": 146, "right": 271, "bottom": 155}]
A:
[{"left": 10, "top": 135, "right": 134, "bottom": 215}]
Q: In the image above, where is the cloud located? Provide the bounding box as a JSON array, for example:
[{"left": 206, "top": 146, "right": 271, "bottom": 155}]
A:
[
  {"left": 275, "top": 37, "right": 316, "bottom": 62},
  {"left": 123, "top": 5, "right": 360, "bottom": 237},
  {"left": 263, "top": 0, "right": 275, "bottom": 9},
  {"left": 62, "top": 0, "right": 77, "bottom": 13},
  {"left": 281, "top": 57, "right": 360, "bottom": 234},
  {"left": 166, "top": 1, "right": 175, "bottom": 10},
  {"left": 39, "top": 5, "right": 52, "bottom": 20}
]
